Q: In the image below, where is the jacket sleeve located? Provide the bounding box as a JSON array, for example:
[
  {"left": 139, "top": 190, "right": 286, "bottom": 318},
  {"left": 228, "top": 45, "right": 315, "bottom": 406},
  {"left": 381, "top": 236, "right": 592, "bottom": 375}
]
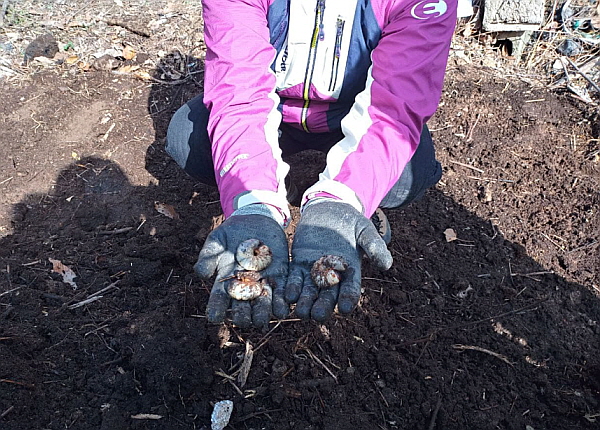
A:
[
  {"left": 302, "top": 0, "right": 457, "bottom": 217},
  {"left": 202, "top": 0, "right": 290, "bottom": 223}
]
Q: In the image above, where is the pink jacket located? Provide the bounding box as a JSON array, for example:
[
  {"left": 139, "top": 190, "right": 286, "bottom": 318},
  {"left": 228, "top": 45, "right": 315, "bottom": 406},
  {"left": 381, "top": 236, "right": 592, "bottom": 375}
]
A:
[{"left": 202, "top": 0, "right": 457, "bottom": 224}]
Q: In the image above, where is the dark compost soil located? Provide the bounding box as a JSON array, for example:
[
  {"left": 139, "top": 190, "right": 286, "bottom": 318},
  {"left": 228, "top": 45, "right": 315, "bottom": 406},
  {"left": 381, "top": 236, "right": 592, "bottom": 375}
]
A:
[{"left": 0, "top": 56, "right": 599, "bottom": 429}]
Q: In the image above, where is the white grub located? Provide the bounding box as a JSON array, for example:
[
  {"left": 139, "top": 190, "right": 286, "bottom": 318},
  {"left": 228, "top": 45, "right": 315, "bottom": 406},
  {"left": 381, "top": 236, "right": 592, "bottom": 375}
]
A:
[
  {"left": 236, "top": 238, "right": 272, "bottom": 271},
  {"left": 227, "top": 271, "right": 266, "bottom": 301},
  {"left": 311, "top": 255, "right": 348, "bottom": 288}
]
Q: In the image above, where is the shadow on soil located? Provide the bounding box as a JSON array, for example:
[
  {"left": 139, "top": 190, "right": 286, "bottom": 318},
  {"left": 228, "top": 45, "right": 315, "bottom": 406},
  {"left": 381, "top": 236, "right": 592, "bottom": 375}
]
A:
[{"left": 0, "top": 153, "right": 598, "bottom": 430}]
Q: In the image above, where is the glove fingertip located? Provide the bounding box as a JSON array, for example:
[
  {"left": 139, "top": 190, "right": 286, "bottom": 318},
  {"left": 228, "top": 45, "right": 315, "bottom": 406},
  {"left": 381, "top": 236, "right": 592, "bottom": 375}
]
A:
[
  {"left": 284, "top": 269, "right": 304, "bottom": 303},
  {"left": 272, "top": 295, "right": 290, "bottom": 319},
  {"left": 337, "top": 297, "right": 358, "bottom": 315},
  {"left": 194, "top": 259, "right": 216, "bottom": 279},
  {"left": 377, "top": 250, "right": 393, "bottom": 271}
]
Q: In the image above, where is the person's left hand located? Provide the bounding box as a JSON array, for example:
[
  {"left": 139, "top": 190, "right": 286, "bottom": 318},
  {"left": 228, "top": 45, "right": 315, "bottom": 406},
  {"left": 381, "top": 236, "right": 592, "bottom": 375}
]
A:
[{"left": 280, "top": 200, "right": 393, "bottom": 322}]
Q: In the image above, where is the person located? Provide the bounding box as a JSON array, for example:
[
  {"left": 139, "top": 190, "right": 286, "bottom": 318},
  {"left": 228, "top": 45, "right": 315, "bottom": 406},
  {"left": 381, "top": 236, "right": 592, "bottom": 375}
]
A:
[{"left": 166, "top": 0, "right": 457, "bottom": 328}]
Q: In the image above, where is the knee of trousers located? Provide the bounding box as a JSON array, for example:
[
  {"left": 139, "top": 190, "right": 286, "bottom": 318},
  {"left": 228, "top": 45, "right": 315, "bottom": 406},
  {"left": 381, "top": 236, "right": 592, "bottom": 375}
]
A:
[
  {"left": 165, "top": 98, "right": 216, "bottom": 185},
  {"left": 379, "top": 126, "right": 442, "bottom": 209},
  {"left": 165, "top": 103, "right": 194, "bottom": 170}
]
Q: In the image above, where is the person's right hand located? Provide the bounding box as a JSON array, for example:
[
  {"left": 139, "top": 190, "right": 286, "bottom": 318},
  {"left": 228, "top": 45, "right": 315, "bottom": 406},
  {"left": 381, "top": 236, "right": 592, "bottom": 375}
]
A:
[{"left": 194, "top": 209, "right": 289, "bottom": 329}]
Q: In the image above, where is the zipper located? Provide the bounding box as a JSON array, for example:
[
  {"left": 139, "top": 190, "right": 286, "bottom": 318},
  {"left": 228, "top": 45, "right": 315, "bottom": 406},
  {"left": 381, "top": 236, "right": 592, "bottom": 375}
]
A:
[
  {"left": 328, "top": 17, "right": 345, "bottom": 92},
  {"left": 301, "top": 0, "right": 326, "bottom": 133}
]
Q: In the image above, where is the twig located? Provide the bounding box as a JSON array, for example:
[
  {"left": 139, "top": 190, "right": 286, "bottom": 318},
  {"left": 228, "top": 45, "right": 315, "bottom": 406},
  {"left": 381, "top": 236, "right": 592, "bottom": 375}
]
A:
[
  {"left": 541, "top": 233, "right": 565, "bottom": 251},
  {"left": 254, "top": 320, "right": 282, "bottom": 353},
  {"left": 304, "top": 348, "right": 338, "bottom": 383},
  {"left": 104, "top": 19, "right": 151, "bottom": 37},
  {"left": 565, "top": 57, "right": 600, "bottom": 93},
  {"left": 466, "top": 113, "right": 481, "bottom": 142},
  {"left": 0, "top": 176, "right": 13, "bottom": 185},
  {"left": 427, "top": 396, "right": 443, "bottom": 430},
  {"left": 1, "top": 405, "right": 14, "bottom": 419},
  {"left": 449, "top": 160, "right": 484, "bottom": 174},
  {"left": 97, "top": 227, "right": 132, "bottom": 235},
  {"left": 0, "top": 379, "right": 35, "bottom": 389},
  {"left": 453, "top": 344, "right": 514, "bottom": 366},
  {"left": 511, "top": 271, "right": 554, "bottom": 277},
  {"left": 0, "top": 0, "right": 9, "bottom": 27},
  {"left": 130, "top": 414, "right": 163, "bottom": 420},
  {"left": 237, "top": 341, "right": 254, "bottom": 388},
  {"left": 234, "top": 408, "right": 283, "bottom": 423},
  {"left": 67, "top": 296, "right": 103, "bottom": 309},
  {"left": 467, "top": 176, "right": 515, "bottom": 183},
  {"left": 568, "top": 241, "right": 598, "bottom": 254},
  {"left": 0, "top": 286, "right": 21, "bottom": 297},
  {"left": 88, "top": 281, "right": 119, "bottom": 298}
]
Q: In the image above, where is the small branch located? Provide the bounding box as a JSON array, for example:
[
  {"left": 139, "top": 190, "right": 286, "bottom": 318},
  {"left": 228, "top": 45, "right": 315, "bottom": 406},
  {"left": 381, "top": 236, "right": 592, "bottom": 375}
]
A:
[
  {"left": 0, "top": 286, "right": 22, "bottom": 297},
  {"left": 104, "top": 19, "right": 151, "bottom": 37},
  {"left": 304, "top": 348, "right": 338, "bottom": 383},
  {"left": 427, "top": 397, "right": 443, "bottom": 430},
  {"left": 237, "top": 341, "right": 254, "bottom": 388},
  {"left": 0, "top": 379, "right": 35, "bottom": 389},
  {"left": 453, "top": 344, "right": 514, "bottom": 366},
  {"left": 450, "top": 160, "right": 484, "bottom": 174},
  {"left": 0, "top": 0, "right": 9, "bottom": 27},
  {"left": 466, "top": 113, "right": 481, "bottom": 142},
  {"left": 67, "top": 296, "right": 103, "bottom": 309},
  {"left": 511, "top": 271, "right": 554, "bottom": 277},
  {"left": 565, "top": 57, "right": 600, "bottom": 93},
  {"left": 1, "top": 405, "right": 14, "bottom": 419}
]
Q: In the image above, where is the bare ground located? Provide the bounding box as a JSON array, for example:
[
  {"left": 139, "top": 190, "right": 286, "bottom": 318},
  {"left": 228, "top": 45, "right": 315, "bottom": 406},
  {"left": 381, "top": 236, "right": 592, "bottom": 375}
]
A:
[{"left": 1, "top": 2, "right": 599, "bottom": 429}]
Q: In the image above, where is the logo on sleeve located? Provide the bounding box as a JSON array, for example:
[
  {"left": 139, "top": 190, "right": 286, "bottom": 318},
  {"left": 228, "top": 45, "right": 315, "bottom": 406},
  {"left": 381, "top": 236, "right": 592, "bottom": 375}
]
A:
[{"left": 411, "top": 0, "right": 448, "bottom": 20}]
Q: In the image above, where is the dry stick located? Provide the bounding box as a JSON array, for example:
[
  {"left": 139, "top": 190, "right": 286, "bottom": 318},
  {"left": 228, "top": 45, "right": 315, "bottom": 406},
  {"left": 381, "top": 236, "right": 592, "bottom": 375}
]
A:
[
  {"left": 466, "top": 113, "right": 481, "bottom": 142},
  {"left": 104, "top": 19, "right": 150, "bottom": 37},
  {"left": 235, "top": 408, "right": 283, "bottom": 423},
  {"left": 541, "top": 233, "right": 565, "bottom": 251},
  {"left": 567, "top": 240, "right": 599, "bottom": 254},
  {"left": 449, "top": 160, "right": 484, "bottom": 174},
  {"left": 0, "top": 0, "right": 9, "bottom": 26},
  {"left": 98, "top": 227, "right": 133, "bottom": 235},
  {"left": 511, "top": 271, "right": 554, "bottom": 277},
  {"left": 1, "top": 405, "right": 14, "bottom": 419},
  {"left": 0, "top": 286, "right": 21, "bottom": 297},
  {"left": 67, "top": 295, "right": 103, "bottom": 309},
  {"left": 237, "top": 341, "right": 254, "bottom": 388},
  {"left": 566, "top": 57, "right": 600, "bottom": 93},
  {"left": 0, "top": 379, "right": 35, "bottom": 389},
  {"left": 453, "top": 344, "right": 514, "bottom": 366},
  {"left": 427, "top": 396, "right": 443, "bottom": 430},
  {"left": 304, "top": 348, "right": 338, "bottom": 383}
]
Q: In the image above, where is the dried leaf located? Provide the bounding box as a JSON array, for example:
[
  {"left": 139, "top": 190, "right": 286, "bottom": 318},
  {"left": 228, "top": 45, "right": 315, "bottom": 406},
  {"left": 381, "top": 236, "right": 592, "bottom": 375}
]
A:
[
  {"left": 444, "top": 228, "right": 457, "bottom": 242},
  {"left": 65, "top": 55, "right": 79, "bottom": 65},
  {"left": 122, "top": 46, "right": 136, "bottom": 60},
  {"left": 237, "top": 341, "right": 254, "bottom": 388},
  {"left": 71, "top": 151, "right": 80, "bottom": 160},
  {"left": 154, "top": 202, "right": 180, "bottom": 220},
  {"left": 49, "top": 258, "right": 78, "bottom": 289},
  {"left": 115, "top": 64, "right": 140, "bottom": 74},
  {"left": 133, "top": 70, "right": 152, "bottom": 81}
]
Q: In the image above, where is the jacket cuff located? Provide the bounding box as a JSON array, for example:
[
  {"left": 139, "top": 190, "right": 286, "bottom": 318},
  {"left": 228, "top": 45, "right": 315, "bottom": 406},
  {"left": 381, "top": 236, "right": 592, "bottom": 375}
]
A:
[
  {"left": 301, "top": 179, "right": 364, "bottom": 215},
  {"left": 232, "top": 191, "right": 290, "bottom": 228}
]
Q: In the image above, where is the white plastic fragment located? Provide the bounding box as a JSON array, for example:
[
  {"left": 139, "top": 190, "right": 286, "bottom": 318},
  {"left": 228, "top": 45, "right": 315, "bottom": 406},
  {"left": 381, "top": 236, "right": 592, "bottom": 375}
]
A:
[{"left": 211, "top": 400, "right": 233, "bottom": 430}]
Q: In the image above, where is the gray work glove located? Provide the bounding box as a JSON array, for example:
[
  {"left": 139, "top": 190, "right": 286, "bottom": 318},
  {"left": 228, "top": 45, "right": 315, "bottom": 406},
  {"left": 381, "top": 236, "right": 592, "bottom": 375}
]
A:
[
  {"left": 194, "top": 205, "right": 289, "bottom": 328},
  {"left": 282, "top": 200, "right": 393, "bottom": 322}
]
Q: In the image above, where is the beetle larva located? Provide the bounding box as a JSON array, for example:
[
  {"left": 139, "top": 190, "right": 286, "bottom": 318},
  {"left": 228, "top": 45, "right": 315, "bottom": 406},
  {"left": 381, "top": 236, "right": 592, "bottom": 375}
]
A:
[
  {"left": 236, "top": 238, "right": 273, "bottom": 271},
  {"left": 310, "top": 255, "right": 348, "bottom": 288}
]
